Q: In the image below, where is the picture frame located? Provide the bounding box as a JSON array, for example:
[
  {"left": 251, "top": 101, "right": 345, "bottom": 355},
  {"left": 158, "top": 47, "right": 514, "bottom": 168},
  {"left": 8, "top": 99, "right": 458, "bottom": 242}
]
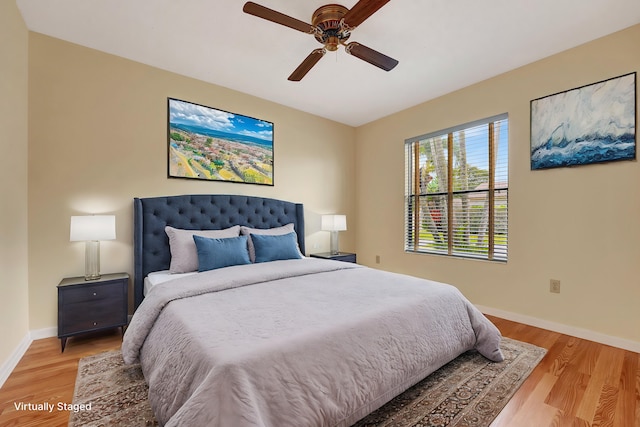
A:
[
  {"left": 168, "top": 98, "right": 274, "bottom": 185},
  {"left": 530, "top": 72, "right": 636, "bottom": 170}
]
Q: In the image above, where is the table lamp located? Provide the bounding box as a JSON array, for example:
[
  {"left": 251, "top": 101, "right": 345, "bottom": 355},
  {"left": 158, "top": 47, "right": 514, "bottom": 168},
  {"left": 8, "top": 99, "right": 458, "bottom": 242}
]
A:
[
  {"left": 321, "top": 214, "right": 347, "bottom": 255},
  {"left": 70, "top": 215, "right": 116, "bottom": 280}
]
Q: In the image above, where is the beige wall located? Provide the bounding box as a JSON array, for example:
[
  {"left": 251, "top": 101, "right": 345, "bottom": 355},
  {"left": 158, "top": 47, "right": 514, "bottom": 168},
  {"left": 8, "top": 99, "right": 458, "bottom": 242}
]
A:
[
  {"left": 27, "top": 33, "right": 356, "bottom": 330},
  {"left": 355, "top": 24, "right": 640, "bottom": 345},
  {"left": 0, "top": 1, "right": 30, "bottom": 367},
  {"left": 8, "top": 12, "right": 640, "bottom": 354}
]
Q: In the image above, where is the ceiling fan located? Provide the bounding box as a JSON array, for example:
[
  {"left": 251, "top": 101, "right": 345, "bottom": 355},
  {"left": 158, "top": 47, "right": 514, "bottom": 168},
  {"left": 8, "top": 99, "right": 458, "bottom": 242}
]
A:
[{"left": 243, "top": 1, "right": 398, "bottom": 81}]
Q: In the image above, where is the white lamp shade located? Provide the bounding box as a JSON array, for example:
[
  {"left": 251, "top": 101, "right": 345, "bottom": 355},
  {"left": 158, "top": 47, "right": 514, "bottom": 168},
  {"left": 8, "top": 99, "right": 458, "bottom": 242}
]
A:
[
  {"left": 321, "top": 214, "right": 347, "bottom": 232},
  {"left": 70, "top": 215, "right": 116, "bottom": 241}
]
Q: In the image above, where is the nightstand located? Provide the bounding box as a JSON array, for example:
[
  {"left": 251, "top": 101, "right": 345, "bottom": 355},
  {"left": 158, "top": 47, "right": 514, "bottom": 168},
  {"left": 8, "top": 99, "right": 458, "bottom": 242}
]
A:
[
  {"left": 57, "top": 273, "right": 129, "bottom": 352},
  {"left": 310, "top": 252, "right": 357, "bottom": 263}
]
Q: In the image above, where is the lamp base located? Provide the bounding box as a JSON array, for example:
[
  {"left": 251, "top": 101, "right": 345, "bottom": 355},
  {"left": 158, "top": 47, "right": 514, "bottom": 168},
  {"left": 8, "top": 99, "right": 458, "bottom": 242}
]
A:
[
  {"left": 84, "top": 241, "right": 101, "bottom": 281},
  {"left": 329, "top": 231, "right": 340, "bottom": 255}
]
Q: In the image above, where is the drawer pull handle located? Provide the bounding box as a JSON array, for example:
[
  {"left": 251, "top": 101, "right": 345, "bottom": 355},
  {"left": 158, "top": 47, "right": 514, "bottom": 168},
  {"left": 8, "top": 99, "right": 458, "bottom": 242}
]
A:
[
  {"left": 93, "top": 292, "right": 97, "bottom": 296},
  {"left": 93, "top": 322, "right": 97, "bottom": 326}
]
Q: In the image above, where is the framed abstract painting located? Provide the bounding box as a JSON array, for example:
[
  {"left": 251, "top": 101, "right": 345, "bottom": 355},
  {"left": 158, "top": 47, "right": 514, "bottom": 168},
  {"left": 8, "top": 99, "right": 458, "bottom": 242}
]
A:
[
  {"left": 168, "top": 98, "right": 274, "bottom": 185},
  {"left": 530, "top": 72, "right": 636, "bottom": 170}
]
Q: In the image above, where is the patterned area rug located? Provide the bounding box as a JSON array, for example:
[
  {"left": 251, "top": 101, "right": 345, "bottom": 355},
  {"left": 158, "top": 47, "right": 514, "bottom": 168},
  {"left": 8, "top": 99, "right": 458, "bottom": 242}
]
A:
[{"left": 69, "top": 337, "right": 545, "bottom": 427}]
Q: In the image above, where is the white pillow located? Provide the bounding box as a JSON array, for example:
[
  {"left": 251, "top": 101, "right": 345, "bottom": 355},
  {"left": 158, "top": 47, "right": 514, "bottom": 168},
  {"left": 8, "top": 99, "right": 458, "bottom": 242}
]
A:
[
  {"left": 165, "top": 225, "right": 241, "bottom": 273},
  {"left": 240, "top": 223, "right": 303, "bottom": 262}
]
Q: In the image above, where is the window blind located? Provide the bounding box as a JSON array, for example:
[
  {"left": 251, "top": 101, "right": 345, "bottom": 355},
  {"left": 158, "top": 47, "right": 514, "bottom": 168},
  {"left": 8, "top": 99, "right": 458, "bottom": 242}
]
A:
[{"left": 405, "top": 114, "right": 508, "bottom": 261}]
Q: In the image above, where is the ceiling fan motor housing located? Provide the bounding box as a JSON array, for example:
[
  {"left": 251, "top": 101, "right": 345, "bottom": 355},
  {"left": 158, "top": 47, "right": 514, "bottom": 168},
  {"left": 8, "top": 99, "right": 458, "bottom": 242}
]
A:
[{"left": 312, "top": 4, "right": 350, "bottom": 51}]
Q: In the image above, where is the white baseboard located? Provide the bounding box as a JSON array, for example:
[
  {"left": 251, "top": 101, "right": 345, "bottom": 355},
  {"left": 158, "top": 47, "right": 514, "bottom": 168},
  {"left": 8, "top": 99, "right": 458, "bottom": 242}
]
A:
[
  {"left": 477, "top": 305, "right": 640, "bottom": 354},
  {"left": 0, "top": 333, "right": 32, "bottom": 389},
  {"left": 0, "top": 327, "right": 57, "bottom": 389},
  {"left": 30, "top": 327, "right": 57, "bottom": 340}
]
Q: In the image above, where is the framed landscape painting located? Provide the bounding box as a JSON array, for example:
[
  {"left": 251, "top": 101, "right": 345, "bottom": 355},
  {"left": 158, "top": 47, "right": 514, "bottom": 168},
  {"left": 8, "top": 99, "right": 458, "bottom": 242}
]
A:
[
  {"left": 168, "top": 98, "right": 274, "bottom": 185},
  {"left": 530, "top": 72, "right": 636, "bottom": 170}
]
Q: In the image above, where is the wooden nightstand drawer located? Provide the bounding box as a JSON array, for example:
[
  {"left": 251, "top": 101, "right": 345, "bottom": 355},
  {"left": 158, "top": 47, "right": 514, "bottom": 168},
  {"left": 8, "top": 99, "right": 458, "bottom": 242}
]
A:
[
  {"left": 60, "top": 299, "right": 126, "bottom": 334},
  {"left": 57, "top": 273, "right": 129, "bottom": 352},
  {"left": 61, "top": 282, "right": 122, "bottom": 304}
]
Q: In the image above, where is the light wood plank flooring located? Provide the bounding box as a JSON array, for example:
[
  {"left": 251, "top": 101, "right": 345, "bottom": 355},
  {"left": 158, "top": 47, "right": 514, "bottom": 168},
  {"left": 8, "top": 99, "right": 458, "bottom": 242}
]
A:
[
  {"left": 488, "top": 316, "right": 640, "bottom": 427},
  {"left": 0, "top": 318, "right": 638, "bottom": 426},
  {"left": 0, "top": 330, "right": 122, "bottom": 427}
]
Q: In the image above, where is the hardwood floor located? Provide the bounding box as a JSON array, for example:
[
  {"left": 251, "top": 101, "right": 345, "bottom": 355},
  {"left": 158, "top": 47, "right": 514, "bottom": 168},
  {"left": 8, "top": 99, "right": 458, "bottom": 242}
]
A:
[
  {"left": 487, "top": 316, "right": 640, "bottom": 427},
  {"left": 0, "top": 330, "right": 122, "bottom": 427},
  {"left": 0, "top": 318, "right": 638, "bottom": 426}
]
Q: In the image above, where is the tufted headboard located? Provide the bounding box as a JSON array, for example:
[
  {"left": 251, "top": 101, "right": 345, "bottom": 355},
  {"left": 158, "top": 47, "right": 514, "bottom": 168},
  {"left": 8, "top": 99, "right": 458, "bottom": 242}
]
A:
[{"left": 133, "top": 194, "right": 305, "bottom": 309}]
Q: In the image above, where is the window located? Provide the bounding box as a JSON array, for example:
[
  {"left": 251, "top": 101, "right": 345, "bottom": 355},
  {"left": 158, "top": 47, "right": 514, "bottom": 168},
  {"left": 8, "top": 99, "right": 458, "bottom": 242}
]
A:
[{"left": 405, "top": 114, "right": 508, "bottom": 261}]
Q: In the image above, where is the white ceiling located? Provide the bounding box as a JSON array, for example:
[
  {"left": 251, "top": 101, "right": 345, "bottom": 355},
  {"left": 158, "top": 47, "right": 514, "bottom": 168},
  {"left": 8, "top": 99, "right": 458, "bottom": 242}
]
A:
[{"left": 16, "top": 0, "right": 640, "bottom": 127}]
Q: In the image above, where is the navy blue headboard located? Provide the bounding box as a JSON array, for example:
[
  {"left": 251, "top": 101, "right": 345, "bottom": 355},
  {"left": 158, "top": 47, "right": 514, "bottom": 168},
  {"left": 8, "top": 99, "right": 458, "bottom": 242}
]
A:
[{"left": 133, "top": 194, "right": 305, "bottom": 309}]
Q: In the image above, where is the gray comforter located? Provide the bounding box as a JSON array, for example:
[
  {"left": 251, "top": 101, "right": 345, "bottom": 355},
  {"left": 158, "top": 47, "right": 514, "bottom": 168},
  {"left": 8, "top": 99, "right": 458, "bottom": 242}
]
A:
[{"left": 122, "top": 258, "right": 503, "bottom": 427}]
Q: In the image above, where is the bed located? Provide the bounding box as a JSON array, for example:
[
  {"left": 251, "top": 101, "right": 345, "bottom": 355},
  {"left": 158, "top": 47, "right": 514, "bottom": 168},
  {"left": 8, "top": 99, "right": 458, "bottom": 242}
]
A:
[{"left": 123, "top": 194, "right": 503, "bottom": 427}]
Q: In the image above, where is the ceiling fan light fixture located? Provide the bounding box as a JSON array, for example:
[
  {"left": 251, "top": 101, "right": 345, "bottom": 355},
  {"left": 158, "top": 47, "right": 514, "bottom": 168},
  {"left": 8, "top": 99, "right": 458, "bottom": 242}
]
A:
[{"left": 325, "top": 36, "right": 340, "bottom": 51}]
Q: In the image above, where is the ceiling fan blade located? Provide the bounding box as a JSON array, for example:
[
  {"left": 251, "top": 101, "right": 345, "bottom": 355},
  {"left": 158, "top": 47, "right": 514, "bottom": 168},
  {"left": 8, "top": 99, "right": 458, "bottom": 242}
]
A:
[
  {"left": 243, "top": 2, "right": 315, "bottom": 33},
  {"left": 343, "top": 0, "right": 391, "bottom": 28},
  {"left": 346, "top": 42, "right": 398, "bottom": 71},
  {"left": 288, "top": 49, "right": 326, "bottom": 81}
]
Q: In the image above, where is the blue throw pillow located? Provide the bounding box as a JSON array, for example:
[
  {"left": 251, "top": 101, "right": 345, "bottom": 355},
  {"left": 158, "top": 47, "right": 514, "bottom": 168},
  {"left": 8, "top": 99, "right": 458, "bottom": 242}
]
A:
[
  {"left": 193, "top": 235, "right": 251, "bottom": 272},
  {"left": 251, "top": 232, "right": 303, "bottom": 263}
]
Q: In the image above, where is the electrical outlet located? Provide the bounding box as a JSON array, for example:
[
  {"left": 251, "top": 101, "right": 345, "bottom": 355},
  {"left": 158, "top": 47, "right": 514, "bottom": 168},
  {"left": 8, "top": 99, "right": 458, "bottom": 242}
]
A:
[
  {"left": 375, "top": 255, "right": 380, "bottom": 264},
  {"left": 550, "top": 279, "right": 561, "bottom": 294}
]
